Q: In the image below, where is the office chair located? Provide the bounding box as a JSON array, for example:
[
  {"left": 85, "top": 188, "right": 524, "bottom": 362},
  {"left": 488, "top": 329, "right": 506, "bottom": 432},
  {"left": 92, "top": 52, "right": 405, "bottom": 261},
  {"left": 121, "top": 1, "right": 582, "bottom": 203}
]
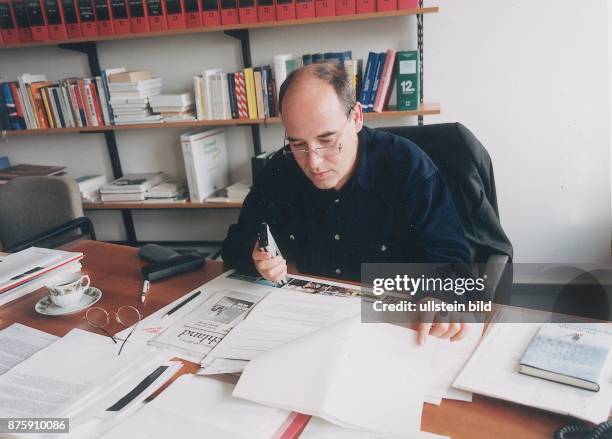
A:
[
  {"left": 0, "top": 176, "right": 96, "bottom": 253},
  {"left": 379, "top": 122, "right": 513, "bottom": 301}
]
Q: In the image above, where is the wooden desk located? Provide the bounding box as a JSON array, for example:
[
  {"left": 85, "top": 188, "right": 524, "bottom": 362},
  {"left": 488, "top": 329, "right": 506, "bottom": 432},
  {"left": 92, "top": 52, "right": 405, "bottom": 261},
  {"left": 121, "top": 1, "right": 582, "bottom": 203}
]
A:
[{"left": 0, "top": 241, "right": 571, "bottom": 439}]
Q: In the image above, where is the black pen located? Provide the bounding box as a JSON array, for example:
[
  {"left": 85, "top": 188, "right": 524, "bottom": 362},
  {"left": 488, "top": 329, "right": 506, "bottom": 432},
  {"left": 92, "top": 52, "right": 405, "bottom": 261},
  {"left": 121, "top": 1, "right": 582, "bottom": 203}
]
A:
[{"left": 162, "top": 291, "right": 201, "bottom": 319}]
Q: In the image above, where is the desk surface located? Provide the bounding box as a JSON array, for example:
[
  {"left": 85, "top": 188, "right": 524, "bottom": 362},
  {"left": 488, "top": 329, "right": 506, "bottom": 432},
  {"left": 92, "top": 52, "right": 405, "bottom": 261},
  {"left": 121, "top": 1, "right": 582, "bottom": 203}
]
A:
[{"left": 0, "top": 241, "right": 571, "bottom": 439}]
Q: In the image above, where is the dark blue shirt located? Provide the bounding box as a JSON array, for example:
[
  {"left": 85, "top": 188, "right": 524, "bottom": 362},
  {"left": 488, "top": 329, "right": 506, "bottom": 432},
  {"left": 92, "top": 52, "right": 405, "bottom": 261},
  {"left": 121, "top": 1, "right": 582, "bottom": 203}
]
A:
[{"left": 222, "top": 125, "right": 471, "bottom": 281}]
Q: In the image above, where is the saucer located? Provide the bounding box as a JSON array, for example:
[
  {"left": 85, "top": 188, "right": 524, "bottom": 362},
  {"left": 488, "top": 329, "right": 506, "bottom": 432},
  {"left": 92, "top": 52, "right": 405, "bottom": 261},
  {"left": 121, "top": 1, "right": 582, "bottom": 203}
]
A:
[{"left": 35, "top": 287, "right": 102, "bottom": 316}]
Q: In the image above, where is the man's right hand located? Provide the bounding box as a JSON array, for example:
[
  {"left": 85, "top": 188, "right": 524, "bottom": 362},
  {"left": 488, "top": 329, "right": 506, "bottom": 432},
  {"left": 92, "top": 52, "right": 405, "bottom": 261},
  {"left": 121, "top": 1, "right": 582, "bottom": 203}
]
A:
[{"left": 252, "top": 241, "right": 287, "bottom": 283}]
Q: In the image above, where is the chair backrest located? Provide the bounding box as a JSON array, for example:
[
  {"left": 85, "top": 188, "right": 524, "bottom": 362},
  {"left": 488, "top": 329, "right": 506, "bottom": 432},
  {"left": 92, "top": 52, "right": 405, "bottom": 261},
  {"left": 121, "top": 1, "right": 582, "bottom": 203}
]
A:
[
  {"left": 0, "top": 176, "right": 84, "bottom": 251},
  {"left": 379, "top": 122, "right": 513, "bottom": 263}
]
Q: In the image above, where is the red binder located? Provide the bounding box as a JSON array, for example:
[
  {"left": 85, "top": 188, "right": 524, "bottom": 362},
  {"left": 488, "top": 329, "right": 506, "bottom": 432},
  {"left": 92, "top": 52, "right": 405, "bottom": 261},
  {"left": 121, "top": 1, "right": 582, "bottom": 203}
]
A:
[
  {"left": 201, "top": 0, "right": 218, "bottom": 26},
  {"left": 128, "top": 0, "right": 149, "bottom": 32},
  {"left": 145, "top": 0, "right": 165, "bottom": 30},
  {"left": 94, "top": 0, "right": 114, "bottom": 34},
  {"left": 0, "top": 29, "right": 3, "bottom": 43},
  {"left": 314, "top": 0, "right": 332, "bottom": 17},
  {"left": 237, "top": 0, "right": 254, "bottom": 23},
  {"left": 275, "top": 0, "right": 293, "bottom": 20},
  {"left": 0, "top": 0, "right": 20, "bottom": 44},
  {"left": 164, "top": 0, "right": 185, "bottom": 28},
  {"left": 183, "top": 0, "right": 200, "bottom": 26},
  {"left": 110, "top": 0, "right": 130, "bottom": 34},
  {"left": 397, "top": 0, "right": 416, "bottom": 9},
  {"left": 375, "top": 0, "right": 394, "bottom": 11},
  {"left": 61, "top": 0, "right": 81, "bottom": 38},
  {"left": 256, "top": 0, "right": 273, "bottom": 21},
  {"left": 219, "top": 0, "right": 236, "bottom": 24},
  {"left": 11, "top": 0, "right": 34, "bottom": 42},
  {"left": 76, "top": 0, "right": 97, "bottom": 36},
  {"left": 43, "top": 0, "right": 67, "bottom": 39},
  {"left": 355, "top": 0, "right": 373, "bottom": 13},
  {"left": 25, "top": 0, "right": 50, "bottom": 40},
  {"left": 295, "top": 0, "right": 313, "bottom": 18},
  {"left": 335, "top": 0, "right": 353, "bottom": 15}
]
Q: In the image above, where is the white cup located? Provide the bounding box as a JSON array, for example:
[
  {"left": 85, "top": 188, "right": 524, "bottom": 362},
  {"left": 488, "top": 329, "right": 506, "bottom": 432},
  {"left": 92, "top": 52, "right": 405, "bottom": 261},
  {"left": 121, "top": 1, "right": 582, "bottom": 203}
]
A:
[{"left": 45, "top": 272, "right": 91, "bottom": 308}]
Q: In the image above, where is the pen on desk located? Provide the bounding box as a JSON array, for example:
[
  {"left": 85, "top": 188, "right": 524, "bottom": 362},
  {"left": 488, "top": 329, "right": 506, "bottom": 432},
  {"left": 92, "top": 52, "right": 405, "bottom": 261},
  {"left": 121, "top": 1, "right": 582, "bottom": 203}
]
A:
[
  {"left": 140, "top": 280, "right": 150, "bottom": 304},
  {"left": 162, "top": 291, "right": 201, "bottom": 319}
]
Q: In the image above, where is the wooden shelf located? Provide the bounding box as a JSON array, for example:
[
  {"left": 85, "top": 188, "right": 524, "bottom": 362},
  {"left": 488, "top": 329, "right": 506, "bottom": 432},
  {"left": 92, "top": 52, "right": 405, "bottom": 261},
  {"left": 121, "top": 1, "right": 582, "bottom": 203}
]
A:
[
  {"left": 2, "top": 104, "right": 439, "bottom": 137},
  {"left": 0, "top": 8, "right": 438, "bottom": 50},
  {"left": 83, "top": 200, "right": 243, "bottom": 210}
]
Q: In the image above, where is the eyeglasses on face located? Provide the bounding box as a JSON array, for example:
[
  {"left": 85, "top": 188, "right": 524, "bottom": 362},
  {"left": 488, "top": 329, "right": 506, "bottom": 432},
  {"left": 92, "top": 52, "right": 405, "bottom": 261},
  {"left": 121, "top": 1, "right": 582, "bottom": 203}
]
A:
[{"left": 283, "top": 107, "right": 354, "bottom": 159}]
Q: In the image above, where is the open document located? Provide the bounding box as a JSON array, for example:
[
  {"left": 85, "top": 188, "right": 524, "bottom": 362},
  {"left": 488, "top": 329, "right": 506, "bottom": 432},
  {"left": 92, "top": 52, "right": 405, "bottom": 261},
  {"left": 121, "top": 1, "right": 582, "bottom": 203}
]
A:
[
  {"left": 101, "top": 374, "right": 291, "bottom": 439},
  {"left": 149, "top": 289, "right": 267, "bottom": 362},
  {"left": 453, "top": 310, "right": 612, "bottom": 424},
  {"left": 0, "top": 323, "right": 58, "bottom": 375},
  {"left": 0, "top": 328, "right": 175, "bottom": 425},
  {"left": 233, "top": 316, "right": 435, "bottom": 437}
]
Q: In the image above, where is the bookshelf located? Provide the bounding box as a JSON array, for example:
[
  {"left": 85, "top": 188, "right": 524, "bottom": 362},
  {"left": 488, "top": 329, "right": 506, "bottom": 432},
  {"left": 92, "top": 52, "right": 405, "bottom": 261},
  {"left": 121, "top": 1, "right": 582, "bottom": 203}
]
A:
[
  {"left": 2, "top": 104, "right": 440, "bottom": 138},
  {"left": 1, "top": 2, "right": 437, "bottom": 244}
]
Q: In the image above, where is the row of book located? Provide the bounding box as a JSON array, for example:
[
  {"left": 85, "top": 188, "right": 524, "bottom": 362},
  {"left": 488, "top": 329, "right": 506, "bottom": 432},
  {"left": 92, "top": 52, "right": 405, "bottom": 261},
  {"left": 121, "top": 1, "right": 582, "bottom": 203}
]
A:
[{"left": 0, "top": 0, "right": 419, "bottom": 45}]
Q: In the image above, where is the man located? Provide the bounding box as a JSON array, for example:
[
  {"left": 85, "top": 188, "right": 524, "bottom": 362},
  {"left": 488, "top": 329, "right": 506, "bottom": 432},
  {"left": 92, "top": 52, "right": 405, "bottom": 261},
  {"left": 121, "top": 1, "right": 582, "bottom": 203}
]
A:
[{"left": 222, "top": 62, "right": 471, "bottom": 344}]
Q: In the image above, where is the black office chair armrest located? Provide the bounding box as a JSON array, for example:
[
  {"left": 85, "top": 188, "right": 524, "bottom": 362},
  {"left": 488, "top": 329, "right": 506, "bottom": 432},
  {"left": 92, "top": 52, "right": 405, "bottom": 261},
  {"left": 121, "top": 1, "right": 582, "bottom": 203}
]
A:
[
  {"left": 8, "top": 217, "right": 96, "bottom": 253},
  {"left": 481, "top": 254, "right": 511, "bottom": 304}
]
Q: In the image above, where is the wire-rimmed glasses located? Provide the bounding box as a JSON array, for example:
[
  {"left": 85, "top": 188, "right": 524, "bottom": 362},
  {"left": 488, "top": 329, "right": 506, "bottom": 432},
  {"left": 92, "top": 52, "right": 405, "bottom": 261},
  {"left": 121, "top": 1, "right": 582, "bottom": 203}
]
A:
[
  {"left": 84, "top": 305, "right": 142, "bottom": 356},
  {"left": 283, "top": 107, "right": 354, "bottom": 159}
]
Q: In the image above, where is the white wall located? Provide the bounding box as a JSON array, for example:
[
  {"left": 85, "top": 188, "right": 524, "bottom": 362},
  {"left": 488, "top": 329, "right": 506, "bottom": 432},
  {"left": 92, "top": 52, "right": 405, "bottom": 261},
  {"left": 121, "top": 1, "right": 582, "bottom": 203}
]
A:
[{"left": 0, "top": 0, "right": 610, "bottom": 262}]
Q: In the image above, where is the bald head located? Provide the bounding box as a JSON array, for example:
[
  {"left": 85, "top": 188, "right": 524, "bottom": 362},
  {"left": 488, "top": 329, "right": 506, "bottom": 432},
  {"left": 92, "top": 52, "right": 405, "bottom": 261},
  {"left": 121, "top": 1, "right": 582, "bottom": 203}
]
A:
[{"left": 278, "top": 62, "right": 356, "bottom": 117}]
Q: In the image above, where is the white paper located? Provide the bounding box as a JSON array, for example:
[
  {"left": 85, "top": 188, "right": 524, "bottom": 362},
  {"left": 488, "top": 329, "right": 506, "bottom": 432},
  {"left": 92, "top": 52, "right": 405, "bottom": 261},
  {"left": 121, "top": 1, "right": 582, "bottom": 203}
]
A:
[
  {"left": 234, "top": 317, "right": 435, "bottom": 437},
  {"left": 453, "top": 316, "right": 612, "bottom": 424},
  {"left": 0, "top": 324, "right": 58, "bottom": 375},
  {"left": 209, "top": 290, "right": 361, "bottom": 361},
  {"left": 300, "top": 417, "right": 450, "bottom": 439},
  {"left": 425, "top": 323, "right": 483, "bottom": 403},
  {"left": 197, "top": 357, "right": 249, "bottom": 375},
  {"left": 0, "top": 329, "right": 172, "bottom": 419},
  {"left": 101, "top": 375, "right": 291, "bottom": 439}
]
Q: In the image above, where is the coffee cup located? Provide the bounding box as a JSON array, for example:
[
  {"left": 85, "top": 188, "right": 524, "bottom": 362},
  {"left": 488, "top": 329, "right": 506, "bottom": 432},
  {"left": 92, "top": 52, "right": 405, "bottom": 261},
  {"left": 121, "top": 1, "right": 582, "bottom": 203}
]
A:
[{"left": 45, "top": 272, "right": 90, "bottom": 308}]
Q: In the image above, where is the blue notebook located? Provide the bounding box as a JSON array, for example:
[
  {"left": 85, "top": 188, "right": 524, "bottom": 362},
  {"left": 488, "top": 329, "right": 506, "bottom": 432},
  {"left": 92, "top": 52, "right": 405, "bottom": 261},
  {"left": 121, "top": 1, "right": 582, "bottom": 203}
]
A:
[{"left": 519, "top": 323, "right": 611, "bottom": 392}]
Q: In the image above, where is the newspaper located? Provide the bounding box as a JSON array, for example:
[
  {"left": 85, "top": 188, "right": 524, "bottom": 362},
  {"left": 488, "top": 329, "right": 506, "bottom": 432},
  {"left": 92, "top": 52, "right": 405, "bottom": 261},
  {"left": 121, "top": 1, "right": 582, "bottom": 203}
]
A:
[{"left": 149, "top": 289, "right": 263, "bottom": 362}]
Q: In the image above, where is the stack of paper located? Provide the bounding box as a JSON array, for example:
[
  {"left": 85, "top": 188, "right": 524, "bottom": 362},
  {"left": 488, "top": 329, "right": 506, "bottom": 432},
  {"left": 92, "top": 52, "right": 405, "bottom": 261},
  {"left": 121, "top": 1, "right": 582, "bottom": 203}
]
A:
[
  {"left": 300, "top": 417, "right": 450, "bottom": 439},
  {"left": 100, "top": 172, "right": 168, "bottom": 202},
  {"left": 0, "top": 323, "right": 58, "bottom": 375},
  {"left": 0, "top": 328, "right": 178, "bottom": 436},
  {"left": 233, "top": 316, "right": 435, "bottom": 437},
  {"left": 101, "top": 374, "right": 291, "bottom": 439},
  {"left": 453, "top": 309, "right": 612, "bottom": 424},
  {"left": 0, "top": 247, "right": 83, "bottom": 306}
]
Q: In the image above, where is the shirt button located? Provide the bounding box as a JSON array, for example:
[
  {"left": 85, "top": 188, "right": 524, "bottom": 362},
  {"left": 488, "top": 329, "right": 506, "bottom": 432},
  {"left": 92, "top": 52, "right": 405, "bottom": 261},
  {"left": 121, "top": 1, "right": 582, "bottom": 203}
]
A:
[
  {"left": 381, "top": 245, "right": 387, "bottom": 252},
  {"left": 289, "top": 234, "right": 295, "bottom": 240},
  {"left": 334, "top": 198, "right": 340, "bottom": 203},
  {"left": 334, "top": 234, "right": 341, "bottom": 241},
  {"left": 335, "top": 268, "right": 342, "bottom": 275}
]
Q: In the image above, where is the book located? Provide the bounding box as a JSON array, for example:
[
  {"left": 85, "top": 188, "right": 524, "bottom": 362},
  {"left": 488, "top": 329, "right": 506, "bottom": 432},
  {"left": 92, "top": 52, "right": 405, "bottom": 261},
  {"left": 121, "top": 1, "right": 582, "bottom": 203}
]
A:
[
  {"left": 183, "top": 0, "right": 200, "bottom": 26},
  {"left": 372, "top": 49, "right": 396, "bottom": 112},
  {"left": 61, "top": 0, "right": 81, "bottom": 38},
  {"left": 128, "top": 0, "right": 150, "bottom": 32},
  {"left": 355, "top": 0, "right": 373, "bottom": 13},
  {"left": 376, "top": 0, "right": 395, "bottom": 12},
  {"left": 367, "top": 51, "right": 386, "bottom": 113},
  {"left": 164, "top": 0, "right": 185, "bottom": 28},
  {"left": 314, "top": 0, "right": 332, "bottom": 17},
  {"left": 0, "top": 0, "right": 20, "bottom": 44},
  {"left": 237, "top": 0, "right": 254, "bottom": 24},
  {"left": 44, "top": 0, "right": 68, "bottom": 39},
  {"left": 335, "top": 0, "right": 354, "bottom": 15},
  {"left": 180, "top": 128, "right": 229, "bottom": 202},
  {"left": 295, "top": 0, "right": 313, "bottom": 18},
  {"left": 12, "top": 0, "right": 34, "bottom": 43},
  {"left": 358, "top": 52, "right": 376, "bottom": 110},
  {"left": 100, "top": 172, "right": 168, "bottom": 193},
  {"left": 519, "top": 323, "right": 612, "bottom": 392},
  {"left": 108, "top": 70, "right": 151, "bottom": 83},
  {"left": 110, "top": 0, "right": 130, "bottom": 34},
  {"left": 219, "top": 0, "right": 236, "bottom": 24},
  {"left": 201, "top": 0, "right": 219, "bottom": 25},
  {"left": 273, "top": 53, "right": 294, "bottom": 99},
  {"left": 0, "top": 164, "right": 66, "bottom": 181},
  {"left": 396, "top": 50, "right": 419, "bottom": 111},
  {"left": 256, "top": 0, "right": 273, "bottom": 21},
  {"left": 243, "top": 67, "right": 257, "bottom": 119},
  {"left": 76, "top": 0, "right": 97, "bottom": 36},
  {"left": 93, "top": 0, "right": 114, "bottom": 35},
  {"left": 25, "top": 0, "right": 50, "bottom": 41},
  {"left": 146, "top": 0, "right": 167, "bottom": 30},
  {"left": 275, "top": 0, "right": 293, "bottom": 20},
  {"left": 75, "top": 174, "right": 107, "bottom": 193}
]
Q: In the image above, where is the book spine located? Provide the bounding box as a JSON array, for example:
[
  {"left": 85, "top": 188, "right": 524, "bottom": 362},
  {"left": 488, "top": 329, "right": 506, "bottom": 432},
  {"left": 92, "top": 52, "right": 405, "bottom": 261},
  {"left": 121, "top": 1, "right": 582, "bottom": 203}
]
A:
[
  {"left": 50, "top": 87, "right": 66, "bottom": 127},
  {"left": 275, "top": 0, "right": 293, "bottom": 20},
  {"left": 372, "top": 49, "right": 396, "bottom": 112},
  {"left": 72, "top": 82, "right": 87, "bottom": 126},
  {"left": 234, "top": 71, "right": 248, "bottom": 119},
  {"left": 237, "top": 0, "right": 255, "bottom": 24},
  {"left": 44, "top": 0, "right": 68, "bottom": 39},
  {"left": 100, "top": 70, "right": 115, "bottom": 124},
  {"left": 89, "top": 81, "right": 105, "bottom": 126},
  {"left": 0, "top": 84, "right": 13, "bottom": 130},
  {"left": 0, "top": 0, "right": 20, "bottom": 44},
  {"left": 9, "top": 83, "right": 26, "bottom": 129},
  {"left": 201, "top": 0, "right": 219, "bottom": 26},
  {"left": 314, "top": 0, "right": 332, "bottom": 17},
  {"left": 183, "top": 0, "right": 200, "bottom": 26},
  {"left": 376, "top": 0, "right": 395, "bottom": 12},
  {"left": 29, "top": 84, "right": 49, "bottom": 128},
  {"left": 146, "top": 0, "right": 166, "bottom": 30},
  {"left": 260, "top": 67, "right": 269, "bottom": 118},
  {"left": 355, "top": 0, "right": 373, "bottom": 13},
  {"left": 358, "top": 52, "right": 375, "bottom": 109},
  {"left": 181, "top": 140, "right": 200, "bottom": 202},
  {"left": 12, "top": 0, "right": 34, "bottom": 42},
  {"left": 93, "top": 0, "right": 114, "bottom": 34},
  {"left": 253, "top": 69, "right": 264, "bottom": 119},
  {"left": 94, "top": 76, "right": 110, "bottom": 125},
  {"left": 110, "top": 0, "right": 131, "bottom": 33},
  {"left": 335, "top": 0, "right": 353, "bottom": 15},
  {"left": 79, "top": 79, "right": 94, "bottom": 125},
  {"left": 256, "top": 0, "right": 273, "bottom": 21},
  {"left": 65, "top": 83, "right": 81, "bottom": 127},
  {"left": 243, "top": 67, "right": 257, "bottom": 119},
  {"left": 25, "top": 0, "right": 50, "bottom": 40},
  {"left": 76, "top": 0, "right": 97, "bottom": 36},
  {"left": 396, "top": 50, "right": 419, "bottom": 111},
  {"left": 1, "top": 83, "right": 18, "bottom": 130},
  {"left": 227, "top": 73, "right": 238, "bottom": 119},
  {"left": 295, "top": 0, "right": 313, "bottom": 18},
  {"left": 368, "top": 52, "right": 386, "bottom": 113},
  {"left": 41, "top": 87, "right": 55, "bottom": 128},
  {"left": 219, "top": 0, "right": 236, "bottom": 24},
  {"left": 128, "top": 0, "right": 149, "bottom": 32},
  {"left": 61, "top": 0, "right": 81, "bottom": 37},
  {"left": 164, "top": 0, "right": 185, "bottom": 28},
  {"left": 57, "top": 84, "right": 74, "bottom": 127}
]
